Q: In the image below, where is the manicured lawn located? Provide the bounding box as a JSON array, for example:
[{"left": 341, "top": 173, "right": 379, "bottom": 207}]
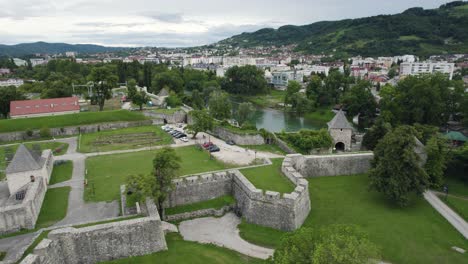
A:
[
  {"left": 79, "top": 126, "right": 173, "bottom": 153},
  {"left": 0, "top": 110, "right": 147, "bottom": 133},
  {"left": 442, "top": 177, "right": 468, "bottom": 197},
  {"left": 49, "top": 161, "right": 73, "bottom": 185},
  {"left": 35, "top": 187, "right": 70, "bottom": 229},
  {"left": 102, "top": 233, "right": 264, "bottom": 264},
  {"left": 0, "top": 142, "right": 68, "bottom": 180},
  {"left": 239, "top": 174, "right": 468, "bottom": 264},
  {"left": 166, "top": 195, "right": 235, "bottom": 215},
  {"left": 240, "top": 158, "right": 295, "bottom": 194},
  {"left": 240, "top": 144, "right": 286, "bottom": 155},
  {"left": 238, "top": 219, "right": 286, "bottom": 248},
  {"left": 84, "top": 146, "right": 236, "bottom": 202},
  {"left": 439, "top": 195, "right": 468, "bottom": 221}
]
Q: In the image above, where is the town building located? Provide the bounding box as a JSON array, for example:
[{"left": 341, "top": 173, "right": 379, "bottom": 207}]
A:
[
  {"left": 270, "top": 70, "right": 304, "bottom": 87},
  {"left": 13, "top": 58, "right": 27, "bottom": 67},
  {"left": 30, "top": 58, "right": 47, "bottom": 67},
  {"left": 0, "top": 68, "right": 11, "bottom": 76},
  {"left": 65, "top": 51, "right": 77, "bottom": 58},
  {"left": 0, "top": 78, "right": 24, "bottom": 87},
  {"left": 400, "top": 62, "right": 455, "bottom": 80},
  {"left": 9, "top": 97, "right": 80, "bottom": 119}
]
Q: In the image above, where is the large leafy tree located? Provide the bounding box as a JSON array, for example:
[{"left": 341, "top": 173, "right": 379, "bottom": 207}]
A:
[
  {"left": 0, "top": 86, "right": 25, "bottom": 118},
  {"left": 88, "top": 66, "right": 117, "bottom": 111},
  {"left": 369, "top": 126, "right": 429, "bottom": 206},
  {"left": 341, "top": 80, "right": 377, "bottom": 119},
  {"left": 237, "top": 102, "right": 254, "bottom": 126},
  {"left": 186, "top": 110, "right": 213, "bottom": 138},
  {"left": 126, "top": 147, "right": 181, "bottom": 218},
  {"left": 285, "top": 81, "right": 301, "bottom": 105},
  {"left": 274, "top": 225, "right": 380, "bottom": 264},
  {"left": 221, "top": 65, "right": 269, "bottom": 95},
  {"left": 152, "top": 70, "right": 184, "bottom": 94},
  {"left": 208, "top": 90, "right": 231, "bottom": 120},
  {"left": 132, "top": 91, "right": 149, "bottom": 111},
  {"left": 191, "top": 89, "right": 205, "bottom": 110},
  {"left": 361, "top": 119, "right": 392, "bottom": 151}
]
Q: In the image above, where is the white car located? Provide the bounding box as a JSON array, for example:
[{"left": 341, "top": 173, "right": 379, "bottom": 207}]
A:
[{"left": 180, "top": 137, "right": 189, "bottom": 142}]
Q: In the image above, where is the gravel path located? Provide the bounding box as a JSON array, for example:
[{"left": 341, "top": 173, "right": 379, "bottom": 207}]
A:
[{"left": 179, "top": 213, "right": 274, "bottom": 260}]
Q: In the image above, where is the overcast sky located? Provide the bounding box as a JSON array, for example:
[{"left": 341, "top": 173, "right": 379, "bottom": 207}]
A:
[{"left": 0, "top": 0, "right": 454, "bottom": 47}]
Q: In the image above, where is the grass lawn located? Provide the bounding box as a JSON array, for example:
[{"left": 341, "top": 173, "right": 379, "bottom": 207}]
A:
[
  {"left": 0, "top": 110, "right": 147, "bottom": 133},
  {"left": 238, "top": 219, "right": 286, "bottom": 248},
  {"left": 304, "top": 106, "right": 335, "bottom": 123},
  {"left": 240, "top": 144, "right": 286, "bottom": 155},
  {"left": 0, "top": 142, "right": 68, "bottom": 180},
  {"left": 166, "top": 195, "right": 235, "bottom": 215},
  {"left": 49, "top": 161, "right": 73, "bottom": 185},
  {"left": 240, "top": 158, "right": 295, "bottom": 194},
  {"left": 79, "top": 126, "right": 173, "bottom": 153},
  {"left": 35, "top": 187, "right": 70, "bottom": 229},
  {"left": 442, "top": 177, "right": 468, "bottom": 197},
  {"left": 85, "top": 146, "right": 237, "bottom": 202},
  {"left": 101, "top": 233, "right": 264, "bottom": 264},
  {"left": 151, "top": 107, "right": 181, "bottom": 114},
  {"left": 239, "top": 174, "right": 468, "bottom": 264},
  {"left": 439, "top": 195, "right": 468, "bottom": 221}
]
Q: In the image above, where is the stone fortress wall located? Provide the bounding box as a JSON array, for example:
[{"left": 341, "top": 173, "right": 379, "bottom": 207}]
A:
[
  {"left": 0, "top": 176, "right": 47, "bottom": 235},
  {"left": 145, "top": 110, "right": 187, "bottom": 124},
  {"left": 0, "top": 120, "right": 153, "bottom": 142},
  {"left": 289, "top": 152, "right": 374, "bottom": 177},
  {"left": 211, "top": 127, "right": 265, "bottom": 145},
  {"left": 20, "top": 198, "right": 167, "bottom": 264},
  {"left": 165, "top": 158, "right": 311, "bottom": 231}
]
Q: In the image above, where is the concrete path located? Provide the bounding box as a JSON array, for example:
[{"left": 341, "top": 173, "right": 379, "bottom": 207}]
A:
[
  {"left": 0, "top": 232, "right": 38, "bottom": 263},
  {"left": 424, "top": 190, "right": 468, "bottom": 239},
  {"left": 179, "top": 213, "right": 274, "bottom": 260}
]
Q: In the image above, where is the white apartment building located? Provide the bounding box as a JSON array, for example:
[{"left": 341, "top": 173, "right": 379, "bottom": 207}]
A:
[
  {"left": 65, "top": 51, "right": 77, "bottom": 57},
  {"left": 400, "top": 62, "right": 455, "bottom": 80},
  {"left": 270, "top": 70, "right": 304, "bottom": 87},
  {"left": 30, "top": 58, "right": 46, "bottom": 67},
  {"left": 13, "top": 58, "right": 27, "bottom": 67},
  {"left": 0, "top": 78, "right": 24, "bottom": 87}
]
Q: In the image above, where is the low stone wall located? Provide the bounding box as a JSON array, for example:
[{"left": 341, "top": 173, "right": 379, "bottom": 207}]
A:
[
  {"left": 0, "top": 120, "right": 153, "bottom": 143},
  {"left": 20, "top": 200, "right": 167, "bottom": 264},
  {"left": 273, "top": 134, "right": 296, "bottom": 154},
  {"left": 164, "top": 205, "right": 233, "bottom": 222},
  {"left": 0, "top": 177, "right": 47, "bottom": 235},
  {"left": 211, "top": 127, "right": 264, "bottom": 145},
  {"left": 290, "top": 152, "right": 374, "bottom": 177},
  {"left": 145, "top": 110, "right": 187, "bottom": 124}
]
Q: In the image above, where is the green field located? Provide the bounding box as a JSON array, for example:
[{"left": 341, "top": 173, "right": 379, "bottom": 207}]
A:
[
  {"left": 35, "top": 187, "right": 70, "bottom": 229},
  {"left": 240, "top": 144, "right": 286, "bottom": 155},
  {"left": 240, "top": 158, "right": 295, "bottom": 194},
  {"left": 442, "top": 177, "right": 468, "bottom": 197},
  {"left": 0, "top": 110, "right": 147, "bottom": 133},
  {"left": 166, "top": 195, "right": 235, "bottom": 215},
  {"left": 101, "top": 233, "right": 263, "bottom": 264},
  {"left": 85, "top": 146, "right": 236, "bottom": 202},
  {"left": 239, "top": 174, "right": 468, "bottom": 264},
  {"left": 0, "top": 142, "right": 68, "bottom": 180},
  {"left": 79, "top": 126, "right": 173, "bottom": 153},
  {"left": 49, "top": 161, "right": 73, "bottom": 185},
  {"left": 238, "top": 219, "right": 286, "bottom": 248},
  {"left": 440, "top": 195, "right": 468, "bottom": 221}
]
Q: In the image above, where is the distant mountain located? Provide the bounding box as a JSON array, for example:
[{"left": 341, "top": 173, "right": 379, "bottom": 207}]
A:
[
  {"left": 218, "top": 1, "right": 468, "bottom": 57},
  {"left": 0, "top": 42, "right": 123, "bottom": 57}
]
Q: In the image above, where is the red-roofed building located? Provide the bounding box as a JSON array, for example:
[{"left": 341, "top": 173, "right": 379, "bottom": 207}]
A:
[{"left": 10, "top": 97, "right": 80, "bottom": 119}]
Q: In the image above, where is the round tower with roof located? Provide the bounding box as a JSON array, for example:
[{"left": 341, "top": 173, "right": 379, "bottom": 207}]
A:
[{"left": 327, "top": 110, "right": 353, "bottom": 152}]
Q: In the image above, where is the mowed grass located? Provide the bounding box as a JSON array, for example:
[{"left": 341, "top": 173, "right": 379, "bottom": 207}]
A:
[
  {"left": 440, "top": 195, "right": 468, "bottom": 221},
  {"left": 238, "top": 219, "right": 286, "bottom": 248},
  {"left": 239, "top": 174, "right": 468, "bottom": 264},
  {"left": 0, "top": 142, "right": 68, "bottom": 180},
  {"left": 442, "top": 177, "right": 468, "bottom": 197},
  {"left": 240, "top": 158, "right": 295, "bottom": 194},
  {"left": 101, "top": 233, "right": 264, "bottom": 264},
  {"left": 0, "top": 110, "right": 147, "bottom": 133},
  {"left": 49, "top": 161, "right": 73, "bottom": 185},
  {"left": 79, "top": 126, "right": 173, "bottom": 153},
  {"left": 35, "top": 187, "right": 70, "bottom": 229},
  {"left": 240, "top": 144, "right": 287, "bottom": 155},
  {"left": 85, "top": 146, "right": 236, "bottom": 202},
  {"left": 166, "top": 195, "right": 236, "bottom": 215}
]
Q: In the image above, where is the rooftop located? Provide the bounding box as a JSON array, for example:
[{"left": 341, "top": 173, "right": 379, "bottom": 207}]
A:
[
  {"left": 10, "top": 96, "right": 79, "bottom": 117},
  {"left": 5, "top": 144, "right": 45, "bottom": 174},
  {"left": 327, "top": 110, "right": 353, "bottom": 130}
]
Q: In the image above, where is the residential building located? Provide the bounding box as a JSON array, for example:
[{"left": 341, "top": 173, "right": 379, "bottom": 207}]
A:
[
  {"left": 0, "top": 68, "right": 11, "bottom": 75},
  {"left": 0, "top": 78, "right": 24, "bottom": 87},
  {"left": 270, "top": 70, "right": 304, "bottom": 87},
  {"left": 13, "top": 58, "right": 27, "bottom": 67},
  {"left": 10, "top": 97, "right": 80, "bottom": 119},
  {"left": 65, "top": 51, "right": 77, "bottom": 57},
  {"left": 30, "top": 58, "right": 47, "bottom": 67},
  {"left": 400, "top": 62, "right": 455, "bottom": 80}
]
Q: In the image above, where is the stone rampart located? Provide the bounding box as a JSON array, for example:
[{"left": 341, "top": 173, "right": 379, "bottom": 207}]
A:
[
  {"left": 0, "top": 120, "right": 153, "bottom": 142},
  {"left": 20, "top": 200, "right": 167, "bottom": 264},
  {"left": 273, "top": 134, "right": 296, "bottom": 154},
  {"left": 145, "top": 110, "right": 187, "bottom": 124},
  {"left": 211, "top": 127, "right": 264, "bottom": 145},
  {"left": 290, "top": 152, "right": 374, "bottom": 177},
  {"left": 0, "top": 177, "right": 47, "bottom": 235},
  {"left": 165, "top": 205, "right": 233, "bottom": 222}
]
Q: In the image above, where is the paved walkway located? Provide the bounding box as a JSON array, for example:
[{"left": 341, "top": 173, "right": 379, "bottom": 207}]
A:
[
  {"left": 424, "top": 190, "right": 468, "bottom": 239},
  {"left": 179, "top": 213, "right": 274, "bottom": 260}
]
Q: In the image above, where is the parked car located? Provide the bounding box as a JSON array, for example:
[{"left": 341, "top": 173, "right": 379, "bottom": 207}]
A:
[
  {"left": 180, "top": 137, "right": 189, "bottom": 142},
  {"left": 226, "top": 140, "right": 235, "bottom": 145},
  {"left": 203, "top": 142, "right": 213, "bottom": 148},
  {"left": 208, "top": 145, "right": 220, "bottom": 152}
]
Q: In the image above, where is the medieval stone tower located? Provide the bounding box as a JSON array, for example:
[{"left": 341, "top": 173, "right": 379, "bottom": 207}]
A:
[{"left": 327, "top": 110, "right": 353, "bottom": 152}]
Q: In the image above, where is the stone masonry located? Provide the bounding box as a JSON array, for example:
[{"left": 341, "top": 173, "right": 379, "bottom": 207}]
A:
[{"left": 290, "top": 153, "right": 374, "bottom": 177}]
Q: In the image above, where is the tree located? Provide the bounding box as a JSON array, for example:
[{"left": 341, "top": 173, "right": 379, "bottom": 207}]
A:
[
  {"left": 127, "top": 79, "right": 137, "bottom": 99},
  {"left": 208, "top": 90, "right": 231, "bottom": 120},
  {"left": 340, "top": 80, "right": 377, "bottom": 118},
  {"left": 88, "top": 67, "right": 117, "bottom": 111},
  {"left": 165, "top": 92, "right": 182, "bottom": 108},
  {"left": 424, "top": 135, "right": 448, "bottom": 188},
  {"left": 191, "top": 89, "right": 205, "bottom": 110},
  {"left": 0, "top": 86, "right": 25, "bottom": 118},
  {"left": 132, "top": 91, "right": 149, "bottom": 111},
  {"left": 274, "top": 225, "right": 380, "bottom": 264},
  {"left": 237, "top": 102, "right": 254, "bottom": 126},
  {"left": 306, "top": 75, "right": 321, "bottom": 102},
  {"left": 221, "top": 65, "right": 269, "bottom": 95},
  {"left": 362, "top": 119, "right": 392, "bottom": 150},
  {"left": 152, "top": 70, "right": 183, "bottom": 94},
  {"left": 285, "top": 81, "right": 301, "bottom": 105},
  {"left": 126, "top": 147, "right": 181, "bottom": 218},
  {"left": 185, "top": 110, "right": 213, "bottom": 138},
  {"left": 290, "top": 92, "right": 315, "bottom": 114},
  {"left": 369, "top": 126, "right": 429, "bottom": 206}
]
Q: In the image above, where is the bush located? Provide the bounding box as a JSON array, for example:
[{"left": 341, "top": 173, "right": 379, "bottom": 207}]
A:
[
  {"left": 39, "top": 127, "right": 51, "bottom": 138},
  {"left": 26, "top": 129, "right": 33, "bottom": 137},
  {"left": 278, "top": 129, "right": 333, "bottom": 154}
]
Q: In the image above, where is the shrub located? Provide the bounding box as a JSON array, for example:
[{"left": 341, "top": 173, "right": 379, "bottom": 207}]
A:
[
  {"left": 39, "top": 127, "right": 51, "bottom": 138},
  {"left": 26, "top": 129, "right": 33, "bottom": 137},
  {"left": 278, "top": 129, "right": 333, "bottom": 154}
]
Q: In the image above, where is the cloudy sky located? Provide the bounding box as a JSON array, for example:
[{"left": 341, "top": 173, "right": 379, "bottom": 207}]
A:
[{"left": 0, "top": 0, "right": 453, "bottom": 47}]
